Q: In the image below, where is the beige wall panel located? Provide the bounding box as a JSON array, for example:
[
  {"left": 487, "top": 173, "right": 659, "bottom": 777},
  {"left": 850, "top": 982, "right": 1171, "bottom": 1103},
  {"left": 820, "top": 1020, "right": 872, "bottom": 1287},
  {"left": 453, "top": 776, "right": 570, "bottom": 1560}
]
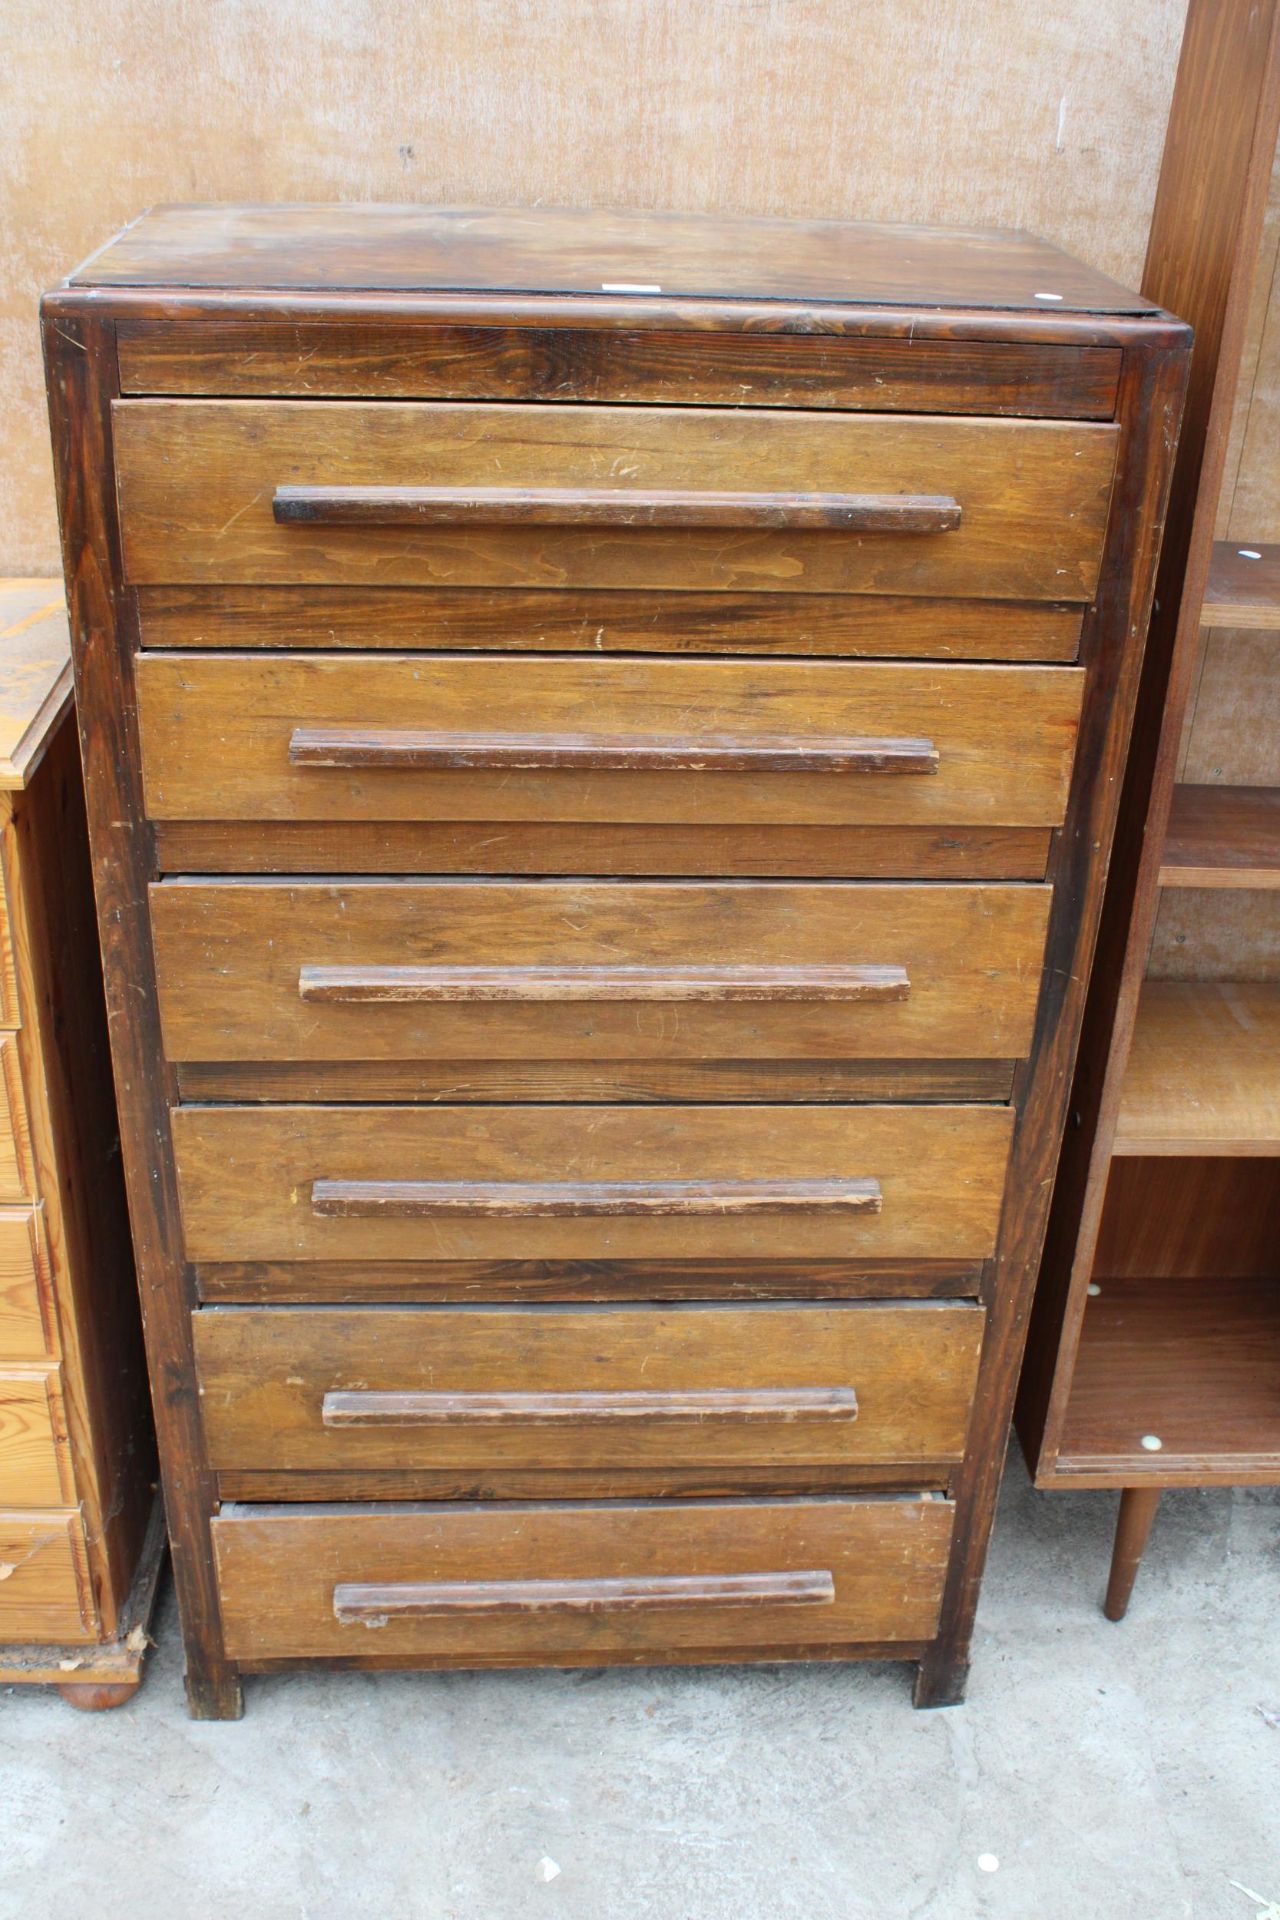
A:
[
  {"left": 3, "top": 0, "right": 1184, "bottom": 570},
  {"left": 1149, "top": 890, "right": 1280, "bottom": 982}
]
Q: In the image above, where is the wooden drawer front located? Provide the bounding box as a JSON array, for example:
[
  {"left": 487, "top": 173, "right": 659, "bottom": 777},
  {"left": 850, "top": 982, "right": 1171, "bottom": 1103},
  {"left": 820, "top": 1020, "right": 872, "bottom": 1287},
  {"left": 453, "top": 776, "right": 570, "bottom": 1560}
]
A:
[
  {"left": 172, "top": 1104, "right": 1013, "bottom": 1265},
  {"left": 212, "top": 1495, "right": 955, "bottom": 1662},
  {"left": 0, "top": 1366, "right": 70, "bottom": 1506},
  {"left": 117, "top": 321, "right": 1122, "bottom": 419},
  {"left": 0, "top": 1511, "right": 93, "bottom": 1642},
  {"left": 0, "top": 1035, "right": 32, "bottom": 1203},
  {"left": 0, "top": 1210, "right": 52, "bottom": 1359},
  {"left": 151, "top": 880, "right": 1051, "bottom": 1072},
  {"left": 136, "top": 586, "right": 1084, "bottom": 663},
  {"left": 113, "top": 400, "right": 1117, "bottom": 601},
  {"left": 136, "top": 654, "right": 1084, "bottom": 831},
  {"left": 194, "top": 1302, "right": 984, "bottom": 1476}
]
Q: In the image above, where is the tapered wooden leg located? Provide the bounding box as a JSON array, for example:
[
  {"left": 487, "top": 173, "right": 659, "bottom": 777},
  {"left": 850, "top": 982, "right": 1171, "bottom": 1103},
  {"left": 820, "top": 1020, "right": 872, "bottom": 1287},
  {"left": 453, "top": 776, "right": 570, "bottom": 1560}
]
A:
[{"left": 1104, "top": 1487, "right": 1161, "bottom": 1621}]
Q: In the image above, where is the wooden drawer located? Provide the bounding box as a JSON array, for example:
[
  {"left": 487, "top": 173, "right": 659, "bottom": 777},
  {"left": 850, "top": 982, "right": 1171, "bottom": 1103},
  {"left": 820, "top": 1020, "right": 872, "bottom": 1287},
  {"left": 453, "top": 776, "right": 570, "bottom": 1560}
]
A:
[
  {"left": 113, "top": 400, "right": 1117, "bottom": 601},
  {"left": 211, "top": 1495, "right": 955, "bottom": 1662},
  {"left": 194, "top": 1301, "right": 984, "bottom": 1477},
  {"left": 0, "top": 1510, "right": 94, "bottom": 1642},
  {"left": 136, "top": 654, "right": 1084, "bottom": 832},
  {"left": 0, "top": 1034, "right": 32, "bottom": 1203},
  {"left": 0, "top": 1365, "right": 71, "bottom": 1506},
  {"left": 151, "top": 881, "right": 1051, "bottom": 1082},
  {"left": 172, "top": 1103, "right": 1013, "bottom": 1265},
  {"left": 0, "top": 1209, "right": 52, "bottom": 1359}
]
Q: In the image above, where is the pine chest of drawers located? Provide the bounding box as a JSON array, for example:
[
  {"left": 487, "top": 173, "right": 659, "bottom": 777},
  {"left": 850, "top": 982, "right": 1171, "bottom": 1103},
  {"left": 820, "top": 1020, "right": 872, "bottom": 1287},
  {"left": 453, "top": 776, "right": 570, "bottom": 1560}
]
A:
[{"left": 43, "top": 205, "right": 1188, "bottom": 1716}]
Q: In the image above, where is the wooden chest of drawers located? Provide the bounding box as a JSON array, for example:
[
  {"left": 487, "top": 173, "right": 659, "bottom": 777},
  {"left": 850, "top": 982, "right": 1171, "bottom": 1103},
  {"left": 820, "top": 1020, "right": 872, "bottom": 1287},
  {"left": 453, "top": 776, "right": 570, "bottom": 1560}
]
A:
[
  {"left": 0, "top": 582, "right": 160, "bottom": 1709},
  {"left": 42, "top": 205, "right": 1188, "bottom": 1716}
]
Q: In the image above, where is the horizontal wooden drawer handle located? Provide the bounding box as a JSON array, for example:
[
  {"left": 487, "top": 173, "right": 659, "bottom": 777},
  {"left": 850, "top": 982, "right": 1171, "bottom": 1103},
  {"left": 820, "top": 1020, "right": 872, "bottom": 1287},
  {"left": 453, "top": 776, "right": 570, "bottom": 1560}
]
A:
[
  {"left": 298, "top": 963, "right": 911, "bottom": 1005},
  {"left": 273, "top": 484, "right": 962, "bottom": 534},
  {"left": 288, "top": 728, "right": 940, "bottom": 775},
  {"left": 321, "top": 1386, "right": 859, "bottom": 1428},
  {"left": 311, "top": 1176, "right": 882, "bottom": 1218},
  {"left": 334, "top": 1569, "right": 838, "bottom": 1625}
]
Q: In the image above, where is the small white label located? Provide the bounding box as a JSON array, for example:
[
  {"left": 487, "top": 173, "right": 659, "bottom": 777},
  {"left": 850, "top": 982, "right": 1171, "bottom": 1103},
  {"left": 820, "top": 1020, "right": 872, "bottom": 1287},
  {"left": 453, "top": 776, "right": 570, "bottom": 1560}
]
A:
[
  {"left": 1238, "top": 548, "right": 1262, "bottom": 560},
  {"left": 601, "top": 281, "right": 661, "bottom": 294},
  {"left": 1140, "top": 1434, "right": 1163, "bottom": 1452},
  {"left": 1034, "top": 291, "right": 1064, "bottom": 302}
]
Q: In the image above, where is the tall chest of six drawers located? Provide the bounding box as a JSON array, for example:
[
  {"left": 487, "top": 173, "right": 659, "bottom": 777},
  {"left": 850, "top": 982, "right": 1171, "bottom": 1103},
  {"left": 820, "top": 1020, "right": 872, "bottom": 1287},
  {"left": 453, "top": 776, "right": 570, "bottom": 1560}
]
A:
[{"left": 43, "top": 205, "right": 1188, "bottom": 1715}]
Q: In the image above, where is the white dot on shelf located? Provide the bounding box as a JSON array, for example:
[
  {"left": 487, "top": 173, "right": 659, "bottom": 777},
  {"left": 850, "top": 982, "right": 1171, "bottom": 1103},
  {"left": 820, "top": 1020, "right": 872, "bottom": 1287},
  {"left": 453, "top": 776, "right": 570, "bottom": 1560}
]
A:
[
  {"left": 1034, "top": 291, "right": 1063, "bottom": 302},
  {"left": 977, "top": 1854, "right": 1000, "bottom": 1873},
  {"left": 1141, "top": 1435, "right": 1163, "bottom": 1452},
  {"left": 1087, "top": 1283, "right": 1102, "bottom": 1297},
  {"left": 1238, "top": 548, "right": 1262, "bottom": 560}
]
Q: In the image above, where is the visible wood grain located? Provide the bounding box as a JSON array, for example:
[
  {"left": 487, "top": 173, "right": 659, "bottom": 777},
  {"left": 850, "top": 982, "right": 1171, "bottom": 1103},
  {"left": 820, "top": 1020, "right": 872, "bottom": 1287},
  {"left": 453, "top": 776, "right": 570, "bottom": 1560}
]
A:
[
  {"left": 193, "top": 1300, "right": 982, "bottom": 1473},
  {"left": 0, "top": 717, "right": 155, "bottom": 1637},
  {"left": 0, "top": 1209, "right": 51, "bottom": 1359},
  {"left": 136, "top": 585, "right": 1085, "bottom": 662},
  {"left": 274, "top": 483, "right": 963, "bottom": 534},
  {"left": 117, "top": 321, "right": 1122, "bottom": 418},
  {"left": 1057, "top": 1272, "right": 1280, "bottom": 1485},
  {"left": 0, "top": 1366, "right": 70, "bottom": 1504},
  {"left": 334, "top": 1569, "right": 837, "bottom": 1622},
  {"left": 1201, "top": 539, "right": 1280, "bottom": 626},
  {"left": 42, "top": 309, "right": 241, "bottom": 1717},
  {"left": 320, "top": 1387, "right": 861, "bottom": 1428},
  {"left": 0, "top": 583, "right": 73, "bottom": 790},
  {"left": 0, "top": 1035, "right": 34, "bottom": 1202},
  {"left": 287, "top": 727, "right": 940, "bottom": 776},
  {"left": 312, "top": 1176, "right": 882, "bottom": 1220},
  {"left": 149, "top": 880, "right": 1050, "bottom": 1073},
  {"left": 174, "top": 1059, "right": 1017, "bottom": 1107},
  {"left": 295, "top": 962, "right": 912, "bottom": 1005},
  {"left": 217, "top": 1465, "right": 953, "bottom": 1502},
  {"left": 196, "top": 1255, "right": 985, "bottom": 1306},
  {"left": 1102, "top": 1487, "right": 1161, "bottom": 1620},
  {"left": 210, "top": 1494, "right": 955, "bottom": 1661},
  {"left": 1094, "top": 1156, "right": 1280, "bottom": 1282},
  {"left": 74, "top": 205, "right": 1158, "bottom": 312},
  {"left": 136, "top": 654, "right": 1084, "bottom": 829},
  {"left": 171, "top": 1103, "right": 1014, "bottom": 1264},
  {"left": 113, "top": 400, "right": 1117, "bottom": 600},
  {"left": 1160, "top": 784, "right": 1280, "bottom": 886},
  {"left": 1018, "top": 0, "right": 1280, "bottom": 1492},
  {"left": 152, "top": 820, "right": 1054, "bottom": 881},
  {"left": 0, "top": 1510, "right": 93, "bottom": 1642},
  {"left": 0, "top": 1492, "right": 165, "bottom": 1691},
  {"left": 1113, "top": 981, "right": 1280, "bottom": 1154}
]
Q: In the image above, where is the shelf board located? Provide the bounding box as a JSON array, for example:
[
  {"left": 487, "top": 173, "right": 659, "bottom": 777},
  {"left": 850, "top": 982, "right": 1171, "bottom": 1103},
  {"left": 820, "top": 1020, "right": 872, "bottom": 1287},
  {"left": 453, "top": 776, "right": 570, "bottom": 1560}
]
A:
[
  {"left": 1114, "top": 980, "right": 1280, "bottom": 1155},
  {"left": 1160, "top": 784, "right": 1280, "bottom": 887},
  {"left": 1055, "top": 1271, "right": 1280, "bottom": 1485},
  {"left": 1201, "top": 541, "right": 1280, "bottom": 629}
]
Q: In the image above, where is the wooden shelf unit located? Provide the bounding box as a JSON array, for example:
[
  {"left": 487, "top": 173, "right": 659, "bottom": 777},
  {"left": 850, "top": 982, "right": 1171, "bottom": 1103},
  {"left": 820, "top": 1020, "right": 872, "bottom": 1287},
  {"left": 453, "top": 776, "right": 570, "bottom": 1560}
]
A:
[
  {"left": 1115, "top": 981, "right": 1280, "bottom": 1154},
  {"left": 1058, "top": 1271, "right": 1280, "bottom": 1486},
  {"left": 1160, "top": 784, "right": 1280, "bottom": 887},
  {"left": 1202, "top": 540, "right": 1280, "bottom": 628},
  {"left": 1017, "top": 0, "right": 1280, "bottom": 1623}
]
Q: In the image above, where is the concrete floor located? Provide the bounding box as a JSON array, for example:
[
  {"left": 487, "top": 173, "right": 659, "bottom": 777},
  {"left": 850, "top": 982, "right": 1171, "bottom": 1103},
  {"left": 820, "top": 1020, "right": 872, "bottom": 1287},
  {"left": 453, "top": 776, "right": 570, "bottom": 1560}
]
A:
[{"left": 2, "top": 1453, "right": 1277, "bottom": 1920}]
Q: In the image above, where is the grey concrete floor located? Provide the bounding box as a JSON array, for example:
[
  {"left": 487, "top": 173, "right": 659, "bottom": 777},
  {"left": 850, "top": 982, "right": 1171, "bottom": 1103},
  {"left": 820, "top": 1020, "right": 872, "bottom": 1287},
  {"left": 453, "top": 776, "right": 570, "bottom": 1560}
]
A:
[{"left": 2, "top": 1452, "right": 1277, "bottom": 1920}]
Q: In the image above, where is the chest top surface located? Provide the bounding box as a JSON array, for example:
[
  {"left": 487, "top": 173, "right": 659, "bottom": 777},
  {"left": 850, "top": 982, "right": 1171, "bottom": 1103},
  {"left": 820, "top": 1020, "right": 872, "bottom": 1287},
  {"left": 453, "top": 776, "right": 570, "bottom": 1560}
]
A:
[
  {"left": 0, "top": 581, "right": 72, "bottom": 791},
  {"left": 65, "top": 203, "right": 1156, "bottom": 315}
]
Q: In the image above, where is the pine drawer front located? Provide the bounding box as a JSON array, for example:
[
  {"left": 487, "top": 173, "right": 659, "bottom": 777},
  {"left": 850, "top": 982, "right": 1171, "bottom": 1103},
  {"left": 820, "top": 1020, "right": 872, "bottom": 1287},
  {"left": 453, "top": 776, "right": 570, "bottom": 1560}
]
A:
[
  {"left": 0, "top": 1210, "right": 51, "bottom": 1360},
  {"left": 193, "top": 1302, "right": 984, "bottom": 1477},
  {"left": 136, "top": 654, "right": 1084, "bottom": 833},
  {"left": 0, "top": 1511, "right": 94, "bottom": 1642},
  {"left": 0, "top": 1037, "right": 32, "bottom": 1205},
  {"left": 0, "top": 1366, "right": 72, "bottom": 1507},
  {"left": 150, "top": 880, "right": 1052, "bottom": 1078},
  {"left": 112, "top": 400, "right": 1118, "bottom": 601},
  {"left": 211, "top": 1495, "right": 956, "bottom": 1663},
  {"left": 171, "top": 1103, "right": 1013, "bottom": 1266}
]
